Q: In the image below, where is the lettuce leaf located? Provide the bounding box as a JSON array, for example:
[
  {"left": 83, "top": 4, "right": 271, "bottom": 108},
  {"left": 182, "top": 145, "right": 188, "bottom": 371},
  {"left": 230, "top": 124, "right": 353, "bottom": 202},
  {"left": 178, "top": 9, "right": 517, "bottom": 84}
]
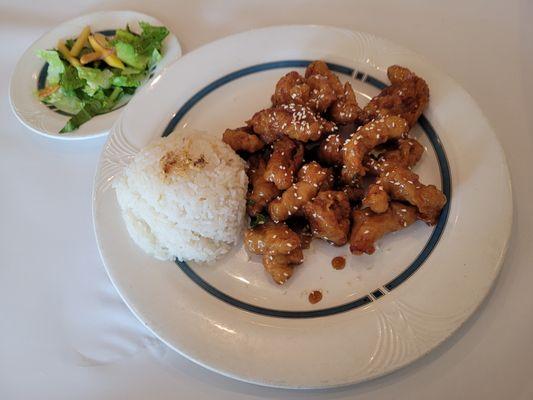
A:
[
  {"left": 138, "top": 22, "right": 169, "bottom": 54},
  {"left": 148, "top": 48, "right": 162, "bottom": 69},
  {"left": 120, "top": 66, "right": 143, "bottom": 75},
  {"left": 76, "top": 66, "right": 113, "bottom": 96},
  {"left": 60, "top": 87, "right": 123, "bottom": 133},
  {"left": 60, "top": 64, "right": 84, "bottom": 91},
  {"left": 60, "top": 106, "right": 94, "bottom": 133},
  {"left": 41, "top": 87, "right": 83, "bottom": 115},
  {"left": 114, "top": 41, "right": 148, "bottom": 70},
  {"left": 91, "top": 87, "right": 123, "bottom": 108},
  {"left": 111, "top": 73, "right": 145, "bottom": 87},
  {"left": 36, "top": 50, "right": 65, "bottom": 85},
  {"left": 114, "top": 28, "right": 140, "bottom": 47},
  {"left": 113, "top": 22, "right": 168, "bottom": 69}
]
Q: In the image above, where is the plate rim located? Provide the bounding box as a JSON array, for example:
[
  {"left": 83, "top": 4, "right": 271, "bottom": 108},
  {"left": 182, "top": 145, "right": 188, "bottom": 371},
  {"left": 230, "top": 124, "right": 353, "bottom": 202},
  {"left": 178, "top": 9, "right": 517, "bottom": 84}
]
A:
[{"left": 92, "top": 24, "right": 513, "bottom": 388}]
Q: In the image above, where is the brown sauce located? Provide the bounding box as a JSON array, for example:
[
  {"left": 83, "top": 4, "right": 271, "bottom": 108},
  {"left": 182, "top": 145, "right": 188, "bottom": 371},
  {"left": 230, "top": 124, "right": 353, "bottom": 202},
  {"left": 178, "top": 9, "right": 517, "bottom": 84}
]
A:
[
  {"left": 308, "top": 290, "right": 323, "bottom": 304},
  {"left": 331, "top": 256, "right": 346, "bottom": 270}
]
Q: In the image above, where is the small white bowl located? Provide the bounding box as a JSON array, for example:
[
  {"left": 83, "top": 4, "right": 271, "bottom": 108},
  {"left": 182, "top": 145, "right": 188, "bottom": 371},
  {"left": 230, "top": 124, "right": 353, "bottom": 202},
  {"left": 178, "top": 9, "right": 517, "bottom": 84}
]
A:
[{"left": 9, "top": 10, "right": 181, "bottom": 140}]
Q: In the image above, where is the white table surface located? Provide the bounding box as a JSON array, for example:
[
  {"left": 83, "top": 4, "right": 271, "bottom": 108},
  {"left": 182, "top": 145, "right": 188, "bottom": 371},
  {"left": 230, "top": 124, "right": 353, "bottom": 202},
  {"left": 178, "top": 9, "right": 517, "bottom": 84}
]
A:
[{"left": 1, "top": 0, "right": 532, "bottom": 398}]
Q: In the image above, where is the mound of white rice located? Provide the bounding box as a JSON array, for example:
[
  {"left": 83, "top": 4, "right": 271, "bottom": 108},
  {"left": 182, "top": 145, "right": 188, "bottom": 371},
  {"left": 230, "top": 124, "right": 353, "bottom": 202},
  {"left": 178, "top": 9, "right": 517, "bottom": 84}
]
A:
[{"left": 114, "top": 130, "right": 248, "bottom": 263}]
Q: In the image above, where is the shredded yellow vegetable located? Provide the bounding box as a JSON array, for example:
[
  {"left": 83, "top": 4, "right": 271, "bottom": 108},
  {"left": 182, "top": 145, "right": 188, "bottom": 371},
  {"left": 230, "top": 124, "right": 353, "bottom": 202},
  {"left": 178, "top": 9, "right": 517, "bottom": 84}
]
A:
[
  {"left": 88, "top": 34, "right": 124, "bottom": 69},
  {"left": 70, "top": 26, "right": 91, "bottom": 57},
  {"left": 57, "top": 41, "right": 81, "bottom": 67}
]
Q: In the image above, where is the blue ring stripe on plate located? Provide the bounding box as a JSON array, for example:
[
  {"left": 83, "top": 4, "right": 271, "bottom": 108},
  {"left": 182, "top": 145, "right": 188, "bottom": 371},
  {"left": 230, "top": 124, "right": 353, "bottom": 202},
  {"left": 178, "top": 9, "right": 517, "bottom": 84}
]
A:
[
  {"left": 162, "top": 60, "right": 451, "bottom": 318},
  {"left": 177, "top": 260, "right": 372, "bottom": 318}
]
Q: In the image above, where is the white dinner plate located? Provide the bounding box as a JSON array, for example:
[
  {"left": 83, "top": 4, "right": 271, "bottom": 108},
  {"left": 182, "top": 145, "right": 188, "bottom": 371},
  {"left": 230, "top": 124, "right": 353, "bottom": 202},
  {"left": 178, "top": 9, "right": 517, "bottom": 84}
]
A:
[
  {"left": 92, "top": 26, "right": 512, "bottom": 388},
  {"left": 9, "top": 11, "right": 181, "bottom": 140}
]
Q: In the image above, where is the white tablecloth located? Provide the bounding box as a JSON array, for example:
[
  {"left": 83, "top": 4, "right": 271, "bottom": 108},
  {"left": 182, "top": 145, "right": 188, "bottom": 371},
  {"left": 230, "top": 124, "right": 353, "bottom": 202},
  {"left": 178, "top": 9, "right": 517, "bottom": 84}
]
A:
[{"left": 2, "top": 1, "right": 532, "bottom": 398}]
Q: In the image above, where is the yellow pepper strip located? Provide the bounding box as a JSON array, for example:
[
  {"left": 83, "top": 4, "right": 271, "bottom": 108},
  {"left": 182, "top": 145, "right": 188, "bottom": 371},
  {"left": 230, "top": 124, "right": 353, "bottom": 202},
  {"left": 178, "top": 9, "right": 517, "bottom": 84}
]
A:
[
  {"left": 38, "top": 84, "right": 60, "bottom": 99},
  {"left": 93, "top": 33, "right": 112, "bottom": 47},
  {"left": 88, "top": 34, "right": 124, "bottom": 69},
  {"left": 70, "top": 26, "right": 91, "bottom": 57},
  {"left": 57, "top": 40, "right": 81, "bottom": 67},
  {"left": 79, "top": 49, "right": 113, "bottom": 65}
]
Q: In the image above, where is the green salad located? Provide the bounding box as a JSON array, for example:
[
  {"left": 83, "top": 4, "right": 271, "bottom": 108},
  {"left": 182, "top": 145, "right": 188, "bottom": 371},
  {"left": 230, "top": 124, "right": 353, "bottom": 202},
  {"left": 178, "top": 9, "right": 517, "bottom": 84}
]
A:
[{"left": 37, "top": 22, "right": 169, "bottom": 133}]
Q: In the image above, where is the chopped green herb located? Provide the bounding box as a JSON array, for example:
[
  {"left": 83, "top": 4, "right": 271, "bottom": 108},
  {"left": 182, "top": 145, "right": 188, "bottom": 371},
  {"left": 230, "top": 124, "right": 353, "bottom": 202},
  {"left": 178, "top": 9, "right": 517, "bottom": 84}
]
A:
[{"left": 250, "top": 213, "right": 268, "bottom": 228}]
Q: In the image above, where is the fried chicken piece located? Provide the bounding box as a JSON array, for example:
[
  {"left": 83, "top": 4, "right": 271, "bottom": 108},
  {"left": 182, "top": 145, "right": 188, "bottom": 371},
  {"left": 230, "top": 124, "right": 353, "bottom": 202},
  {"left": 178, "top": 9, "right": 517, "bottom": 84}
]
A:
[
  {"left": 362, "top": 184, "right": 390, "bottom": 213},
  {"left": 264, "top": 136, "right": 304, "bottom": 190},
  {"left": 341, "top": 183, "right": 365, "bottom": 203},
  {"left": 271, "top": 71, "right": 310, "bottom": 107},
  {"left": 262, "top": 249, "right": 304, "bottom": 284},
  {"left": 270, "top": 69, "right": 335, "bottom": 113},
  {"left": 305, "top": 60, "right": 344, "bottom": 95},
  {"left": 350, "top": 202, "right": 417, "bottom": 255},
  {"left": 222, "top": 127, "right": 265, "bottom": 153},
  {"left": 306, "top": 74, "right": 339, "bottom": 113},
  {"left": 271, "top": 61, "right": 344, "bottom": 114},
  {"left": 388, "top": 64, "right": 417, "bottom": 84},
  {"left": 341, "top": 115, "right": 409, "bottom": 182},
  {"left": 244, "top": 221, "right": 303, "bottom": 284},
  {"left": 329, "top": 82, "right": 362, "bottom": 124},
  {"left": 363, "top": 165, "right": 447, "bottom": 224},
  {"left": 244, "top": 221, "right": 301, "bottom": 255},
  {"left": 303, "top": 191, "right": 351, "bottom": 245},
  {"left": 365, "top": 138, "right": 424, "bottom": 176},
  {"left": 317, "top": 134, "right": 344, "bottom": 166},
  {"left": 268, "top": 161, "right": 333, "bottom": 222},
  {"left": 363, "top": 65, "right": 429, "bottom": 128},
  {"left": 246, "top": 155, "right": 281, "bottom": 216},
  {"left": 305, "top": 60, "right": 344, "bottom": 113},
  {"left": 247, "top": 104, "right": 337, "bottom": 143}
]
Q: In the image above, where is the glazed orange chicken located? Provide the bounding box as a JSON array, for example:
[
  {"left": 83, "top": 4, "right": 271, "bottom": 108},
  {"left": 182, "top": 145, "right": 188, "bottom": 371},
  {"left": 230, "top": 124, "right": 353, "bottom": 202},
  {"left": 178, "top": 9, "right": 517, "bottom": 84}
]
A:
[
  {"left": 222, "top": 127, "right": 265, "bottom": 153},
  {"left": 224, "top": 61, "right": 446, "bottom": 284},
  {"left": 246, "top": 154, "right": 281, "bottom": 217},
  {"left": 303, "top": 191, "right": 351, "bottom": 246},
  {"left": 364, "top": 138, "right": 424, "bottom": 176},
  {"left": 363, "top": 65, "right": 429, "bottom": 128},
  {"left": 350, "top": 202, "right": 418, "bottom": 255},
  {"left": 363, "top": 165, "right": 447, "bottom": 225},
  {"left": 341, "top": 115, "right": 409, "bottom": 182},
  {"left": 264, "top": 136, "right": 304, "bottom": 190},
  {"left": 329, "top": 82, "right": 362, "bottom": 124},
  {"left": 268, "top": 161, "right": 333, "bottom": 222},
  {"left": 247, "top": 103, "right": 337, "bottom": 143},
  {"left": 244, "top": 221, "right": 303, "bottom": 284},
  {"left": 317, "top": 133, "right": 344, "bottom": 166}
]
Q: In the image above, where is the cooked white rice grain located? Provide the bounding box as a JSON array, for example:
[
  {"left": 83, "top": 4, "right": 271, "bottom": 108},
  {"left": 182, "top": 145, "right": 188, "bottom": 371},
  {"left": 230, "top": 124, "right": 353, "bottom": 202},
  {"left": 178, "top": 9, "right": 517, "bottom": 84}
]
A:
[{"left": 114, "top": 129, "right": 248, "bottom": 263}]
